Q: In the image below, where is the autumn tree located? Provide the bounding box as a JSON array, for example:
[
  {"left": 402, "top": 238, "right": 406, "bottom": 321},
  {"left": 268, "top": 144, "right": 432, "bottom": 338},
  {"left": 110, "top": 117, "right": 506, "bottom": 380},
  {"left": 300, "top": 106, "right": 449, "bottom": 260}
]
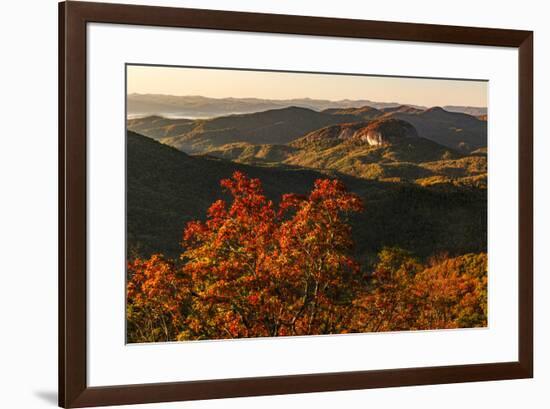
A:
[
  {"left": 126, "top": 255, "right": 191, "bottom": 342},
  {"left": 272, "top": 179, "right": 364, "bottom": 335},
  {"left": 352, "top": 247, "right": 422, "bottom": 332},
  {"left": 412, "top": 252, "right": 488, "bottom": 329},
  {"left": 352, "top": 249, "right": 488, "bottom": 332},
  {"left": 126, "top": 171, "right": 488, "bottom": 342},
  {"left": 179, "top": 172, "right": 364, "bottom": 339}
]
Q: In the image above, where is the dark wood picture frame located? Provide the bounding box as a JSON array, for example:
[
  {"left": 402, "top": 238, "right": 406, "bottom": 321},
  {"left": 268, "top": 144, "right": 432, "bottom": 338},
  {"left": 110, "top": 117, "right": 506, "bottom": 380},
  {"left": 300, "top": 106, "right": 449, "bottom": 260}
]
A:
[{"left": 59, "top": 1, "right": 533, "bottom": 407}]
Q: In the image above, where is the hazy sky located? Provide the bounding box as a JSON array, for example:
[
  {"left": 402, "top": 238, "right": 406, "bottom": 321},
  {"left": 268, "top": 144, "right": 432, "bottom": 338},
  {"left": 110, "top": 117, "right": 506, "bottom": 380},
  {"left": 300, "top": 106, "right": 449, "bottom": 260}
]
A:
[{"left": 127, "top": 65, "right": 487, "bottom": 108}]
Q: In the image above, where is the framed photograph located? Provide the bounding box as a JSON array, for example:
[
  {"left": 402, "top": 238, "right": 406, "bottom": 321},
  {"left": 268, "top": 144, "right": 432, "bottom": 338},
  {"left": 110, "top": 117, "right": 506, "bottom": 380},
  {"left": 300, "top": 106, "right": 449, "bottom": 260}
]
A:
[{"left": 59, "top": 1, "right": 533, "bottom": 407}]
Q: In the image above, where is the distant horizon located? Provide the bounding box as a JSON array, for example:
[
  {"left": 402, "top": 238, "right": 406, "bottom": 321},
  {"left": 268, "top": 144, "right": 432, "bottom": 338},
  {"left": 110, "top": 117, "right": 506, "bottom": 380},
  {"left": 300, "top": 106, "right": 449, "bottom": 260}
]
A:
[
  {"left": 127, "top": 92, "right": 487, "bottom": 109},
  {"left": 127, "top": 66, "right": 488, "bottom": 108}
]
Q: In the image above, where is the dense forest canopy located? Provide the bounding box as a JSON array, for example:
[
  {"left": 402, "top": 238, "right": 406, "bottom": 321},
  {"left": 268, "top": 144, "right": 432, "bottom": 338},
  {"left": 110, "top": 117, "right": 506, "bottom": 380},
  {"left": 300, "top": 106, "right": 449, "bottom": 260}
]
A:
[{"left": 126, "top": 103, "right": 487, "bottom": 343}]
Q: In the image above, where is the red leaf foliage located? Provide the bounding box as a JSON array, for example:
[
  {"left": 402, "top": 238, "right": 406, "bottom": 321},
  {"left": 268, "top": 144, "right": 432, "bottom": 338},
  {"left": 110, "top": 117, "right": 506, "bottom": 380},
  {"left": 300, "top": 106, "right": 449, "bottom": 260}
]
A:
[{"left": 126, "top": 172, "right": 487, "bottom": 342}]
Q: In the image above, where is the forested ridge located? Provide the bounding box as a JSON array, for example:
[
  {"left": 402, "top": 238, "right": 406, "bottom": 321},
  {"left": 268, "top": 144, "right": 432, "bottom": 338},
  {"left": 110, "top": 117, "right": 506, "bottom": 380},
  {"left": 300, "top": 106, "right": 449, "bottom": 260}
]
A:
[{"left": 126, "top": 104, "right": 487, "bottom": 342}]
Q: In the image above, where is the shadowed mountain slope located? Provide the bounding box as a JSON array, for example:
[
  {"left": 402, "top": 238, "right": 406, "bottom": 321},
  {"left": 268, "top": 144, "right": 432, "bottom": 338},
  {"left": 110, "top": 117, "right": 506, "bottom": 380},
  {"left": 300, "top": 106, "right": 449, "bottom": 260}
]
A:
[
  {"left": 443, "top": 105, "right": 487, "bottom": 117},
  {"left": 127, "top": 131, "right": 486, "bottom": 262},
  {"left": 322, "top": 105, "right": 384, "bottom": 119},
  {"left": 128, "top": 105, "right": 487, "bottom": 155},
  {"left": 200, "top": 117, "right": 485, "bottom": 186},
  {"left": 381, "top": 105, "right": 425, "bottom": 114},
  {"left": 128, "top": 106, "right": 364, "bottom": 153},
  {"left": 385, "top": 107, "right": 487, "bottom": 151}
]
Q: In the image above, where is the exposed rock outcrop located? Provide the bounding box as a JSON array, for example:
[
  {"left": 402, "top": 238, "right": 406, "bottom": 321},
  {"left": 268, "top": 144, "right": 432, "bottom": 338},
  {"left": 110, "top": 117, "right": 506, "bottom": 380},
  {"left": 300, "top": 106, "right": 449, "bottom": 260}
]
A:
[
  {"left": 355, "top": 118, "right": 419, "bottom": 146},
  {"left": 296, "top": 118, "right": 418, "bottom": 147}
]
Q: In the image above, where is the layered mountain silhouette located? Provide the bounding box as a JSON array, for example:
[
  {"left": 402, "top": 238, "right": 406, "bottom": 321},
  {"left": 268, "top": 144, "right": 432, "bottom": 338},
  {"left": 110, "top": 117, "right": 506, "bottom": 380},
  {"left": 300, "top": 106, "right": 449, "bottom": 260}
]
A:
[
  {"left": 127, "top": 131, "right": 486, "bottom": 260},
  {"left": 128, "top": 105, "right": 487, "bottom": 154},
  {"left": 127, "top": 97, "right": 487, "bottom": 259},
  {"left": 384, "top": 107, "right": 487, "bottom": 151},
  {"left": 443, "top": 105, "right": 487, "bottom": 117},
  {"left": 321, "top": 106, "right": 383, "bottom": 119},
  {"left": 128, "top": 93, "right": 487, "bottom": 119},
  {"left": 129, "top": 106, "right": 363, "bottom": 153},
  {"left": 381, "top": 105, "right": 425, "bottom": 114}
]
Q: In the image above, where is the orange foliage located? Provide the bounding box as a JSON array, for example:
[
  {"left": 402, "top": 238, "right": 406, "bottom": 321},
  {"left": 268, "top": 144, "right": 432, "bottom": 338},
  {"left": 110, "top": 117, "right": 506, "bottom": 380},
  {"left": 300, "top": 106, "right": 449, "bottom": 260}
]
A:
[
  {"left": 126, "top": 172, "right": 487, "bottom": 342},
  {"left": 126, "top": 255, "right": 191, "bottom": 342},
  {"left": 352, "top": 249, "right": 487, "bottom": 332},
  {"left": 180, "top": 172, "right": 363, "bottom": 339}
]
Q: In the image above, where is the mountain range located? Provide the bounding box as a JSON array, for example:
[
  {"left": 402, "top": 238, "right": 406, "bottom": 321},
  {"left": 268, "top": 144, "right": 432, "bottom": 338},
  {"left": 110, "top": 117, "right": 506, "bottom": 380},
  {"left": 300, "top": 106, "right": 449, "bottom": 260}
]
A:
[
  {"left": 127, "top": 131, "right": 486, "bottom": 260},
  {"left": 127, "top": 99, "right": 487, "bottom": 261},
  {"left": 127, "top": 93, "right": 487, "bottom": 118},
  {"left": 205, "top": 119, "right": 486, "bottom": 187},
  {"left": 128, "top": 104, "right": 487, "bottom": 154}
]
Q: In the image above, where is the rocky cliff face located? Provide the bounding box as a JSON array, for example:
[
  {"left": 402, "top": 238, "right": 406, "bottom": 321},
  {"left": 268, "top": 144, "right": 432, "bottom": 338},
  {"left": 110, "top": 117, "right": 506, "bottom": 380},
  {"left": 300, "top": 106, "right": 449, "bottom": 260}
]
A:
[
  {"left": 296, "top": 118, "right": 419, "bottom": 147},
  {"left": 356, "top": 118, "right": 419, "bottom": 146}
]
